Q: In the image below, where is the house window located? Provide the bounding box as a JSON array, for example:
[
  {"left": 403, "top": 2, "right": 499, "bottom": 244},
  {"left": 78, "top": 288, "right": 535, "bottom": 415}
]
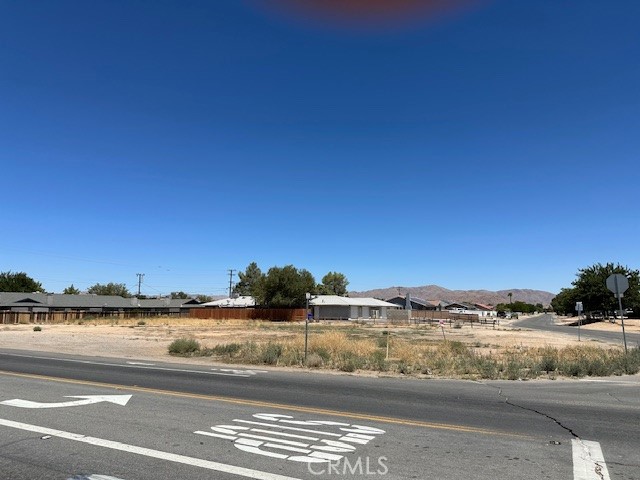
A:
[{"left": 358, "top": 306, "right": 363, "bottom": 318}]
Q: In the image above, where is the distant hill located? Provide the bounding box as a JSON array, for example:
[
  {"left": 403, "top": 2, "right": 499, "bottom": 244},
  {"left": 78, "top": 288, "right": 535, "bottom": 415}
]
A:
[{"left": 350, "top": 285, "right": 556, "bottom": 307}]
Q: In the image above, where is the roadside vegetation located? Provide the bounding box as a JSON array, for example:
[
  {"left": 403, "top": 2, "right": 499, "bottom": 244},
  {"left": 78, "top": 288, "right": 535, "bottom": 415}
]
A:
[{"left": 168, "top": 330, "right": 640, "bottom": 380}]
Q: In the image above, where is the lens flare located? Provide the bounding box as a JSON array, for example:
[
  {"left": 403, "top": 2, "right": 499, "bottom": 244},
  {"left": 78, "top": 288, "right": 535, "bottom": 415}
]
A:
[{"left": 261, "top": 0, "right": 483, "bottom": 30}]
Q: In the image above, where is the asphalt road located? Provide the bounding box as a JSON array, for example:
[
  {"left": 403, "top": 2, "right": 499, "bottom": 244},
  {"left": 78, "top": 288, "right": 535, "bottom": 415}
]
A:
[
  {"left": 1, "top": 349, "right": 639, "bottom": 480},
  {"left": 514, "top": 313, "right": 640, "bottom": 347}
]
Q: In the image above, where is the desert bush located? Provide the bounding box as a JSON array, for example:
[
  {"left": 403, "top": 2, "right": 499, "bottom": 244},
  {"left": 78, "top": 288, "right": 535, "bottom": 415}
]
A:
[
  {"left": 33, "top": 326, "right": 42, "bottom": 332},
  {"left": 168, "top": 338, "right": 201, "bottom": 355},
  {"left": 369, "top": 349, "right": 388, "bottom": 371},
  {"left": 260, "top": 343, "right": 283, "bottom": 365},
  {"left": 305, "top": 353, "right": 324, "bottom": 368},
  {"left": 337, "top": 351, "right": 365, "bottom": 372},
  {"left": 538, "top": 347, "right": 559, "bottom": 373},
  {"left": 209, "top": 343, "right": 242, "bottom": 356}
]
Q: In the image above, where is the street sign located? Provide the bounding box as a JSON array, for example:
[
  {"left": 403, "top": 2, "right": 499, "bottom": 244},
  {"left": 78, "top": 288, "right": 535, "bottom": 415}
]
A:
[
  {"left": 575, "top": 302, "right": 583, "bottom": 313},
  {"left": 606, "top": 274, "right": 629, "bottom": 298},
  {"left": 606, "top": 273, "right": 630, "bottom": 353}
]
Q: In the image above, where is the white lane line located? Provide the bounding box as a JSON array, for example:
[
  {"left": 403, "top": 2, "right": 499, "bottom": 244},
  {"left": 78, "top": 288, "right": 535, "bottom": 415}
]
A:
[
  {"left": 126, "top": 362, "right": 155, "bottom": 366},
  {"left": 0, "top": 352, "right": 256, "bottom": 377},
  {"left": 0, "top": 418, "right": 300, "bottom": 480},
  {"left": 572, "top": 439, "right": 611, "bottom": 480}
]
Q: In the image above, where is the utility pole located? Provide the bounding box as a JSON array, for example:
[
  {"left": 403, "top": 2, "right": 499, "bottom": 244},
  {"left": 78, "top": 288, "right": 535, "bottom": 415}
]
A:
[
  {"left": 136, "top": 273, "right": 145, "bottom": 297},
  {"left": 227, "top": 269, "right": 237, "bottom": 298}
]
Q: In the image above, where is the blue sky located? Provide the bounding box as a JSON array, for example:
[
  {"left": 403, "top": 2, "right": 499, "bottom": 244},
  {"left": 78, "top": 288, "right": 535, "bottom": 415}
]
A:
[{"left": 1, "top": 0, "right": 639, "bottom": 296}]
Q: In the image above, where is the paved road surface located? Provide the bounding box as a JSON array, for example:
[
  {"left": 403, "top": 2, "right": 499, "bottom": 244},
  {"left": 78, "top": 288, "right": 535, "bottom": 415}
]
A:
[
  {"left": 514, "top": 313, "right": 640, "bottom": 347},
  {"left": 1, "top": 349, "right": 639, "bottom": 479}
]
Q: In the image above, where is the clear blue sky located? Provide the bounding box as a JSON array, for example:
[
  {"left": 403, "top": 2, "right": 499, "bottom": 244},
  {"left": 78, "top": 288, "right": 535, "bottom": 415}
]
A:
[{"left": 2, "top": 1, "right": 639, "bottom": 296}]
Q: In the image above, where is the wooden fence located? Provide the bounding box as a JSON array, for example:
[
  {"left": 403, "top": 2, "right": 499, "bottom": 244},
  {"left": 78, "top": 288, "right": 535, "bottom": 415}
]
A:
[{"left": 190, "top": 308, "right": 306, "bottom": 322}]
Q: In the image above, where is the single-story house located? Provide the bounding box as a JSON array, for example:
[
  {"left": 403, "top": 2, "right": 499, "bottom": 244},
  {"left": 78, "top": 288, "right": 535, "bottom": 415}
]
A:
[
  {"left": 310, "top": 295, "right": 400, "bottom": 321},
  {"left": 0, "top": 292, "right": 200, "bottom": 323},
  {"left": 200, "top": 296, "right": 256, "bottom": 308},
  {"left": 385, "top": 295, "right": 436, "bottom": 311},
  {"left": 444, "top": 301, "right": 497, "bottom": 317}
]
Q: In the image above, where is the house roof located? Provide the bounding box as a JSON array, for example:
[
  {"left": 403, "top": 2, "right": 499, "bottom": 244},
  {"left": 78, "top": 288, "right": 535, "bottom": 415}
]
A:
[
  {"left": 385, "top": 295, "right": 430, "bottom": 307},
  {"left": 310, "top": 295, "right": 399, "bottom": 308},
  {"left": 201, "top": 296, "right": 256, "bottom": 307},
  {"left": 474, "top": 303, "right": 495, "bottom": 311},
  {"left": 0, "top": 293, "right": 198, "bottom": 309}
]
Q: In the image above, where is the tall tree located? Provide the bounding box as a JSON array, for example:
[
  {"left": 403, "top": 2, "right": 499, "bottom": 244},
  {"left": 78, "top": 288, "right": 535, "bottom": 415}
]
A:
[
  {"left": 63, "top": 284, "right": 81, "bottom": 295},
  {"left": 234, "top": 262, "right": 264, "bottom": 297},
  {"left": 0, "top": 271, "right": 43, "bottom": 293},
  {"left": 571, "top": 263, "right": 640, "bottom": 317},
  {"left": 87, "top": 282, "right": 131, "bottom": 297},
  {"left": 550, "top": 287, "right": 579, "bottom": 315},
  {"left": 256, "top": 265, "right": 316, "bottom": 308},
  {"left": 318, "top": 271, "right": 349, "bottom": 296}
]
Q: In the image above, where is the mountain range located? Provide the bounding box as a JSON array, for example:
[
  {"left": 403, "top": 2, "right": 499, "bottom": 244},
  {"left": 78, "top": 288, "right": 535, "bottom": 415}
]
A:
[{"left": 350, "top": 285, "right": 556, "bottom": 307}]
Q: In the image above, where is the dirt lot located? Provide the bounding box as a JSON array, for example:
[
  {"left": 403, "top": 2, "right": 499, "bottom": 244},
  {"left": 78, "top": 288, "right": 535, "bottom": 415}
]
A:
[{"left": 1, "top": 316, "right": 637, "bottom": 368}]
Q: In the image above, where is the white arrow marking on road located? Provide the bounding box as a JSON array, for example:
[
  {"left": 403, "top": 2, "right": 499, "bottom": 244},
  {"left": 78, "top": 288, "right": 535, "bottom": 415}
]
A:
[
  {"left": 0, "top": 395, "right": 132, "bottom": 409},
  {"left": 572, "top": 439, "right": 611, "bottom": 480}
]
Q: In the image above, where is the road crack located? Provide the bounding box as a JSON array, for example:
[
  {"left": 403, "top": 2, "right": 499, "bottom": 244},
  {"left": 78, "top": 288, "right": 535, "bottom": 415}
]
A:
[
  {"left": 485, "top": 384, "right": 579, "bottom": 438},
  {"left": 483, "top": 383, "right": 611, "bottom": 479}
]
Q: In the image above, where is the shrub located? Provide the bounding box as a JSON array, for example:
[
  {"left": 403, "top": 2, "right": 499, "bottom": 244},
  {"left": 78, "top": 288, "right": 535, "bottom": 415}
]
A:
[
  {"left": 210, "top": 343, "right": 242, "bottom": 356},
  {"left": 475, "top": 356, "right": 499, "bottom": 379},
  {"left": 313, "top": 347, "right": 332, "bottom": 362},
  {"left": 168, "top": 338, "right": 201, "bottom": 356},
  {"left": 370, "top": 349, "right": 388, "bottom": 371},
  {"left": 260, "top": 343, "right": 283, "bottom": 365},
  {"left": 33, "top": 326, "right": 42, "bottom": 332},
  {"left": 539, "top": 348, "right": 558, "bottom": 373},
  {"left": 137, "top": 320, "right": 146, "bottom": 326},
  {"left": 305, "top": 353, "right": 324, "bottom": 368},
  {"left": 337, "top": 352, "right": 365, "bottom": 372}
]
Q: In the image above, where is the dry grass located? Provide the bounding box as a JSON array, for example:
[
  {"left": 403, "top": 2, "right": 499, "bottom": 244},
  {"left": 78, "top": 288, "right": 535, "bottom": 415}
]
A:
[
  {"left": 4, "top": 316, "right": 638, "bottom": 379},
  {"left": 172, "top": 328, "right": 640, "bottom": 379}
]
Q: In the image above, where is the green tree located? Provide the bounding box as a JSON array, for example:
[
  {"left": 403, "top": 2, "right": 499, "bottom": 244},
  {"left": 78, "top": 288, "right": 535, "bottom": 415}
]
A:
[
  {"left": 196, "top": 294, "right": 213, "bottom": 303},
  {"left": 256, "top": 265, "right": 316, "bottom": 308},
  {"left": 0, "top": 271, "right": 43, "bottom": 293},
  {"left": 63, "top": 284, "right": 81, "bottom": 295},
  {"left": 495, "top": 301, "right": 538, "bottom": 314},
  {"left": 87, "top": 282, "right": 131, "bottom": 297},
  {"left": 318, "top": 271, "right": 349, "bottom": 296},
  {"left": 233, "top": 262, "right": 264, "bottom": 297},
  {"left": 571, "top": 263, "right": 640, "bottom": 317},
  {"left": 550, "top": 287, "right": 580, "bottom": 315},
  {"left": 170, "top": 291, "right": 190, "bottom": 299}
]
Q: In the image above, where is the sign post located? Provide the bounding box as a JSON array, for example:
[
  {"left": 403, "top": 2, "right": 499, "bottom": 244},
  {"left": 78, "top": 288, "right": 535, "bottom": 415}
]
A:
[
  {"left": 575, "top": 301, "right": 583, "bottom": 341},
  {"left": 606, "top": 274, "right": 629, "bottom": 354},
  {"left": 304, "top": 293, "right": 311, "bottom": 364}
]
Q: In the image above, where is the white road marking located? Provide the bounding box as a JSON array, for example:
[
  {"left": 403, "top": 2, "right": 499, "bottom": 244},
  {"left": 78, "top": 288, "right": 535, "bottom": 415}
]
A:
[
  {"left": 233, "top": 420, "right": 343, "bottom": 437},
  {"left": 1, "top": 395, "right": 132, "bottom": 409},
  {"left": 196, "top": 413, "right": 385, "bottom": 465},
  {"left": 572, "top": 439, "right": 611, "bottom": 480},
  {"left": 0, "top": 352, "right": 263, "bottom": 377},
  {"left": 68, "top": 475, "right": 127, "bottom": 480},
  {"left": 126, "top": 361, "right": 155, "bottom": 366},
  {"left": 0, "top": 417, "right": 300, "bottom": 480}
]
